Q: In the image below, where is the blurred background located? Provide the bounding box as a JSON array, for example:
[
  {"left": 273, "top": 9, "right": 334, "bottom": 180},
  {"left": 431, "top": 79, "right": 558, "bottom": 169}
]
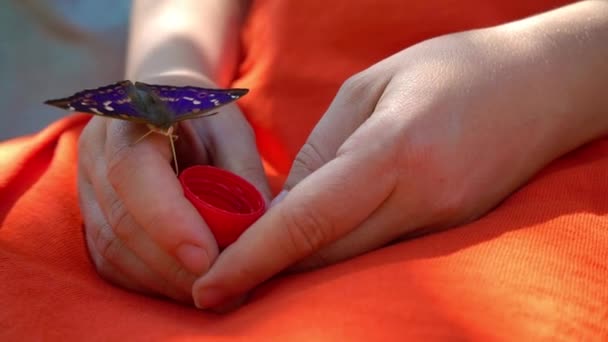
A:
[{"left": 0, "top": 0, "right": 132, "bottom": 141}]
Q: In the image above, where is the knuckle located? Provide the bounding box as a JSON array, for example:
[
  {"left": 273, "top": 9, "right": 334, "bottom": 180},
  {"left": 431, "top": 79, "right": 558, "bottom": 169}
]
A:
[
  {"left": 139, "top": 208, "right": 172, "bottom": 235},
  {"left": 340, "top": 73, "right": 370, "bottom": 98},
  {"left": 335, "top": 135, "right": 360, "bottom": 157},
  {"left": 106, "top": 145, "right": 132, "bottom": 190},
  {"left": 107, "top": 198, "right": 134, "bottom": 241},
  {"left": 94, "top": 222, "right": 124, "bottom": 265},
  {"left": 81, "top": 205, "right": 114, "bottom": 276},
  {"left": 279, "top": 204, "right": 335, "bottom": 258},
  {"left": 434, "top": 188, "right": 472, "bottom": 225},
  {"left": 84, "top": 223, "right": 106, "bottom": 272},
  {"left": 291, "top": 140, "right": 327, "bottom": 177},
  {"left": 165, "top": 261, "right": 195, "bottom": 290},
  {"left": 91, "top": 253, "right": 117, "bottom": 283}
]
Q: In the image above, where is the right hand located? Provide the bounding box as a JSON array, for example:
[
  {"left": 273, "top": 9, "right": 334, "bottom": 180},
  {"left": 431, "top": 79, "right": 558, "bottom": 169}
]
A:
[{"left": 77, "top": 76, "right": 271, "bottom": 303}]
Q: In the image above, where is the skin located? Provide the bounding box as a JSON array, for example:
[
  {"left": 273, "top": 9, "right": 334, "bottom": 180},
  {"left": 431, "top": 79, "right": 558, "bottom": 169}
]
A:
[
  {"left": 78, "top": 0, "right": 608, "bottom": 309},
  {"left": 78, "top": 0, "right": 266, "bottom": 303}
]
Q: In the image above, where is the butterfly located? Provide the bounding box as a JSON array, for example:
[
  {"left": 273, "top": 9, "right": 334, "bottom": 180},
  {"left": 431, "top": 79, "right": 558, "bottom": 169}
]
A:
[{"left": 44, "top": 80, "right": 249, "bottom": 173}]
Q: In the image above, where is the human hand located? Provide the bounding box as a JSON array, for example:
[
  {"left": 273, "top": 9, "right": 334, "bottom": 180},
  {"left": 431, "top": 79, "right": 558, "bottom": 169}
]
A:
[
  {"left": 191, "top": 2, "right": 608, "bottom": 309},
  {"left": 78, "top": 74, "right": 271, "bottom": 303}
]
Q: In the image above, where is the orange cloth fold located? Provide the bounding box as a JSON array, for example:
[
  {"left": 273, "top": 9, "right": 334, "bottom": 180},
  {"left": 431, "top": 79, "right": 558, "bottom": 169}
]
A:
[{"left": 3, "top": 0, "right": 607, "bottom": 340}]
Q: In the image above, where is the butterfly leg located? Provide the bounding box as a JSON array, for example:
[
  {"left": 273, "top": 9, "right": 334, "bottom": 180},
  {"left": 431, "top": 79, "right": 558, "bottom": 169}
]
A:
[
  {"left": 166, "top": 126, "right": 179, "bottom": 174},
  {"left": 131, "top": 124, "right": 180, "bottom": 174},
  {"left": 132, "top": 128, "right": 155, "bottom": 145}
]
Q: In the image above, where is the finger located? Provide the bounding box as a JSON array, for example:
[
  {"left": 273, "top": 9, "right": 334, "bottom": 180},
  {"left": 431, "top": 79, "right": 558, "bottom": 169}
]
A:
[
  {"left": 104, "top": 119, "right": 219, "bottom": 275},
  {"left": 190, "top": 73, "right": 392, "bottom": 309},
  {"left": 188, "top": 104, "right": 272, "bottom": 201},
  {"left": 82, "top": 199, "right": 150, "bottom": 295},
  {"left": 286, "top": 76, "right": 468, "bottom": 271},
  {"left": 289, "top": 188, "right": 414, "bottom": 272},
  {"left": 79, "top": 172, "right": 192, "bottom": 303},
  {"left": 192, "top": 142, "right": 397, "bottom": 309},
  {"left": 85, "top": 227, "right": 151, "bottom": 295},
  {"left": 81, "top": 118, "right": 200, "bottom": 290},
  {"left": 87, "top": 157, "right": 198, "bottom": 295},
  {"left": 283, "top": 71, "right": 391, "bottom": 191}
]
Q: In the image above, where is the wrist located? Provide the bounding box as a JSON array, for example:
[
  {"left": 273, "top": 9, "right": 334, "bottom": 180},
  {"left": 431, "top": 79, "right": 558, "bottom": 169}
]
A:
[
  {"left": 126, "top": 1, "right": 248, "bottom": 88},
  {"left": 493, "top": 1, "right": 608, "bottom": 156}
]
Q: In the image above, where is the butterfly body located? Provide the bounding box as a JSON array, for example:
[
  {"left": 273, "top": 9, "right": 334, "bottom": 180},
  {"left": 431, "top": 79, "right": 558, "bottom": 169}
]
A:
[
  {"left": 127, "top": 82, "right": 176, "bottom": 131},
  {"left": 45, "top": 80, "right": 249, "bottom": 172}
]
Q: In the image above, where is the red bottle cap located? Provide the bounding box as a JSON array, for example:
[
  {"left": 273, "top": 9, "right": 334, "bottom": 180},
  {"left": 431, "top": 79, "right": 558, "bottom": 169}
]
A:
[{"left": 179, "top": 165, "right": 266, "bottom": 248}]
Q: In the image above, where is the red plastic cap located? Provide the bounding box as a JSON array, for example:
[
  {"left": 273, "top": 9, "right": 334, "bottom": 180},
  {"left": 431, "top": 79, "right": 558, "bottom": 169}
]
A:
[{"left": 179, "top": 165, "right": 266, "bottom": 248}]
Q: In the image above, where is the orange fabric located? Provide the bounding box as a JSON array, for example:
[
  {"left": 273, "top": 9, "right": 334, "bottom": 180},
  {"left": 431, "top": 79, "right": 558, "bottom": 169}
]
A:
[{"left": 3, "top": 0, "right": 608, "bottom": 340}]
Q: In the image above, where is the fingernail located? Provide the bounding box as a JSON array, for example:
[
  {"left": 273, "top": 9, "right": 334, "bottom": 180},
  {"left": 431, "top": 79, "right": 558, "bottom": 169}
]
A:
[
  {"left": 270, "top": 190, "right": 289, "bottom": 208},
  {"left": 176, "top": 243, "right": 209, "bottom": 275},
  {"left": 194, "top": 286, "right": 226, "bottom": 309}
]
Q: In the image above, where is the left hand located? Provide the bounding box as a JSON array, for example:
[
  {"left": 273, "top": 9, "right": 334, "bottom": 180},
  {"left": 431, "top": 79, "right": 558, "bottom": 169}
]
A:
[
  {"left": 78, "top": 73, "right": 271, "bottom": 303},
  {"left": 190, "top": 1, "right": 608, "bottom": 310}
]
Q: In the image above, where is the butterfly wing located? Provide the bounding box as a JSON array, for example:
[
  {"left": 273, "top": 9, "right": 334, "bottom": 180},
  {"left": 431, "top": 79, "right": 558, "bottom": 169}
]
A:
[
  {"left": 44, "top": 80, "right": 149, "bottom": 123},
  {"left": 137, "top": 82, "right": 249, "bottom": 121}
]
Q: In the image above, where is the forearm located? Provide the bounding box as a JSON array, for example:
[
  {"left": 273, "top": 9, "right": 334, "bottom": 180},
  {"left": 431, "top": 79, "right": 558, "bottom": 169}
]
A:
[
  {"left": 499, "top": 0, "right": 608, "bottom": 154},
  {"left": 125, "top": 0, "right": 249, "bottom": 87}
]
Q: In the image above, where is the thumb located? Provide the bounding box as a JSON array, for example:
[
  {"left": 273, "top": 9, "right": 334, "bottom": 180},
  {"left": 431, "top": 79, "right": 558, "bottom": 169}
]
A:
[
  {"left": 193, "top": 145, "right": 394, "bottom": 309},
  {"left": 190, "top": 74, "right": 392, "bottom": 309},
  {"left": 282, "top": 74, "right": 390, "bottom": 193}
]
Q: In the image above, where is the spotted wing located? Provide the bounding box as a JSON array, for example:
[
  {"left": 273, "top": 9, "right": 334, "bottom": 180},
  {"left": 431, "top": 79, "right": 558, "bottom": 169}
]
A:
[
  {"left": 44, "top": 80, "right": 148, "bottom": 123},
  {"left": 138, "top": 82, "right": 249, "bottom": 121}
]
